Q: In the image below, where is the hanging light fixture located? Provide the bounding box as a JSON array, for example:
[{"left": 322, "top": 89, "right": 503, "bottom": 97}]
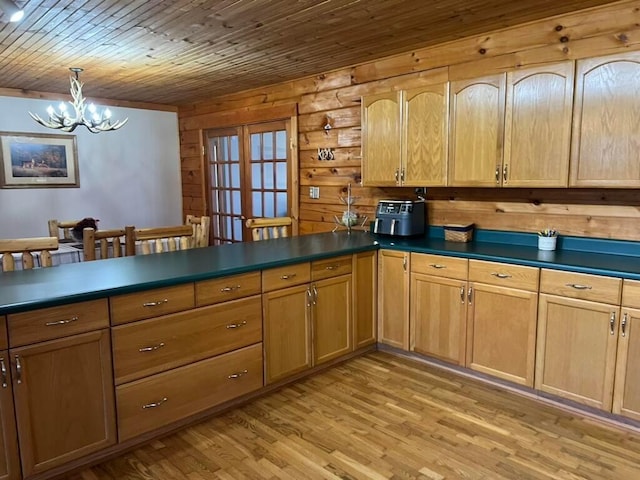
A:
[
  {"left": 29, "top": 68, "right": 128, "bottom": 134},
  {"left": 0, "top": 0, "right": 24, "bottom": 22}
]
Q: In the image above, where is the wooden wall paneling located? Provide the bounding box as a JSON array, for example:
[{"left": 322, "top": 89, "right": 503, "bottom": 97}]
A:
[
  {"left": 298, "top": 107, "right": 361, "bottom": 133},
  {"left": 299, "top": 148, "right": 362, "bottom": 168}
]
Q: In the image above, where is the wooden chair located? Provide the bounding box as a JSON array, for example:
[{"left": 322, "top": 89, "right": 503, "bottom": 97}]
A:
[
  {"left": 125, "top": 225, "right": 195, "bottom": 255},
  {"left": 245, "top": 217, "right": 292, "bottom": 241},
  {"left": 0, "top": 237, "right": 59, "bottom": 272},
  {"left": 82, "top": 227, "right": 135, "bottom": 261},
  {"left": 185, "top": 215, "right": 211, "bottom": 248}
]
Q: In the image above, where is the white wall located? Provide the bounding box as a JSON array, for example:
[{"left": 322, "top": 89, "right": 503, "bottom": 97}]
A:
[{"left": 0, "top": 95, "right": 182, "bottom": 238}]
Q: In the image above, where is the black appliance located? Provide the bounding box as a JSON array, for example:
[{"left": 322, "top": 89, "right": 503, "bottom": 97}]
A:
[{"left": 373, "top": 200, "right": 425, "bottom": 236}]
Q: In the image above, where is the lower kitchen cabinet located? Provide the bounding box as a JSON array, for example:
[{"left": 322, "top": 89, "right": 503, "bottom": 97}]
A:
[
  {"left": 536, "top": 270, "right": 622, "bottom": 411},
  {"left": 378, "top": 250, "right": 410, "bottom": 349},
  {"left": 0, "top": 352, "right": 20, "bottom": 480},
  {"left": 466, "top": 261, "right": 539, "bottom": 387},
  {"left": 353, "top": 251, "right": 377, "bottom": 349},
  {"left": 11, "top": 330, "right": 116, "bottom": 477},
  {"left": 313, "top": 275, "right": 352, "bottom": 364}
]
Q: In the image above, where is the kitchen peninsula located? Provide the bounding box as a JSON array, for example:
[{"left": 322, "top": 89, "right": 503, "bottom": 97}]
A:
[{"left": 1, "top": 230, "right": 640, "bottom": 480}]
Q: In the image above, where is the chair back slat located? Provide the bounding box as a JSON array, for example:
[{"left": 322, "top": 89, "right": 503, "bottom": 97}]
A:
[
  {"left": 0, "top": 237, "right": 59, "bottom": 272},
  {"left": 83, "top": 227, "right": 132, "bottom": 261},
  {"left": 246, "top": 217, "right": 292, "bottom": 242},
  {"left": 126, "top": 225, "right": 194, "bottom": 255},
  {"left": 185, "top": 215, "right": 211, "bottom": 247}
]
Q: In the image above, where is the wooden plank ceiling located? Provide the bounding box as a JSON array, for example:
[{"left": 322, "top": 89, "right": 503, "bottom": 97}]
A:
[{"left": 0, "top": 0, "right": 622, "bottom": 106}]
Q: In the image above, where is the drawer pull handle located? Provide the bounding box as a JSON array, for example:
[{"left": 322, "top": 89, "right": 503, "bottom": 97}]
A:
[
  {"left": 226, "top": 321, "right": 247, "bottom": 329},
  {"left": 610, "top": 311, "right": 616, "bottom": 335},
  {"left": 143, "top": 299, "right": 169, "bottom": 307},
  {"left": 228, "top": 369, "right": 248, "bottom": 379},
  {"left": 430, "top": 264, "right": 446, "bottom": 269},
  {"left": 491, "top": 272, "right": 512, "bottom": 279},
  {"left": 460, "top": 286, "right": 465, "bottom": 304},
  {"left": 45, "top": 316, "right": 79, "bottom": 326},
  {"left": 325, "top": 265, "right": 338, "bottom": 270},
  {"left": 139, "top": 342, "right": 165, "bottom": 353},
  {"left": 280, "top": 274, "right": 297, "bottom": 280},
  {"left": 622, "top": 313, "right": 628, "bottom": 337},
  {"left": 220, "top": 285, "right": 241, "bottom": 292},
  {"left": 565, "top": 283, "right": 592, "bottom": 290},
  {"left": 467, "top": 287, "right": 473, "bottom": 305},
  {"left": 142, "top": 397, "right": 168, "bottom": 409},
  {"left": 14, "top": 356, "right": 22, "bottom": 384},
  {"left": 0, "top": 358, "right": 7, "bottom": 388}
]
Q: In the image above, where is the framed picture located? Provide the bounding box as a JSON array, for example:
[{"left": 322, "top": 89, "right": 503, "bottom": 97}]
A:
[{"left": 0, "top": 132, "right": 79, "bottom": 188}]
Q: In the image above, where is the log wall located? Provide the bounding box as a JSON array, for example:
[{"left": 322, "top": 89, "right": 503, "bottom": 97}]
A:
[{"left": 178, "top": 0, "right": 640, "bottom": 241}]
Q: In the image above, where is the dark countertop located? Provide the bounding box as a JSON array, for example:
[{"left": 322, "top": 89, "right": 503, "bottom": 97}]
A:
[{"left": 2, "top": 228, "right": 640, "bottom": 315}]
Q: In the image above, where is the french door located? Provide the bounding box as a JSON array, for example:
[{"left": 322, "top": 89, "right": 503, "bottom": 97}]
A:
[{"left": 206, "top": 120, "right": 291, "bottom": 244}]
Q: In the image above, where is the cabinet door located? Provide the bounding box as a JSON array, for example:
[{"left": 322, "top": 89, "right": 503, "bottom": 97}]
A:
[
  {"left": 571, "top": 52, "right": 640, "bottom": 187},
  {"left": 449, "top": 74, "right": 506, "bottom": 186},
  {"left": 353, "top": 251, "right": 377, "bottom": 349},
  {"left": 613, "top": 307, "right": 640, "bottom": 420},
  {"left": 313, "top": 275, "right": 352, "bottom": 365},
  {"left": 361, "top": 92, "right": 401, "bottom": 186},
  {"left": 0, "top": 354, "right": 19, "bottom": 480},
  {"left": 378, "top": 250, "right": 410, "bottom": 350},
  {"left": 410, "top": 274, "right": 467, "bottom": 365},
  {"left": 263, "top": 284, "right": 312, "bottom": 384},
  {"left": 503, "top": 62, "right": 573, "bottom": 187},
  {"left": 467, "top": 284, "right": 538, "bottom": 387},
  {"left": 402, "top": 84, "right": 448, "bottom": 186},
  {"left": 11, "top": 330, "right": 116, "bottom": 477},
  {"left": 536, "top": 295, "right": 619, "bottom": 410}
]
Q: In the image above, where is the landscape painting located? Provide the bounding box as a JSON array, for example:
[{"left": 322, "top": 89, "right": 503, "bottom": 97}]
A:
[{"left": 0, "top": 132, "right": 79, "bottom": 188}]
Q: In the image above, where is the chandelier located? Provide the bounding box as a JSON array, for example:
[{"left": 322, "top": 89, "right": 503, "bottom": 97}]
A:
[{"left": 29, "top": 68, "right": 128, "bottom": 134}]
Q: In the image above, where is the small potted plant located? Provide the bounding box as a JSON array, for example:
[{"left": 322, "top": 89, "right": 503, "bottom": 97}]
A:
[{"left": 538, "top": 228, "right": 557, "bottom": 251}]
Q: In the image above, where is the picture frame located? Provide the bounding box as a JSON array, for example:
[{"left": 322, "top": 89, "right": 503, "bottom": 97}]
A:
[{"left": 0, "top": 131, "right": 79, "bottom": 188}]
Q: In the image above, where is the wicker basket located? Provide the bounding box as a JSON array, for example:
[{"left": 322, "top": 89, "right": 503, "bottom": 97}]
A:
[{"left": 444, "top": 223, "right": 474, "bottom": 242}]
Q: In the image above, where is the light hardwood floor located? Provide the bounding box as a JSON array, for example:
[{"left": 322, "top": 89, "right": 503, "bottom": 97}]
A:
[{"left": 67, "top": 352, "right": 640, "bottom": 480}]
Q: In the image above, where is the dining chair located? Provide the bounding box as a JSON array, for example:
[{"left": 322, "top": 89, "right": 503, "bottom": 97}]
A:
[
  {"left": 49, "top": 218, "right": 99, "bottom": 242},
  {"left": 0, "top": 237, "right": 59, "bottom": 272},
  {"left": 125, "top": 225, "right": 195, "bottom": 255},
  {"left": 185, "top": 215, "right": 211, "bottom": 248},
  {"left": 245, "top": 217, "right": 292, "bottom": 241},
  {"left": 82, "top": 227, "right": 135, "bottom": 261}
]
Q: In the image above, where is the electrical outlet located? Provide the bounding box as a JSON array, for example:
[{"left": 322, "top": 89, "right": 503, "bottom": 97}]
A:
[{"left": 309, "top": 186, "right": 320, "bottom": 199}]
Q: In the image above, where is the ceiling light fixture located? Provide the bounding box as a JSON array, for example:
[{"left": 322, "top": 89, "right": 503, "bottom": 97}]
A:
[
  {"left": 0, "top": 0, "right": 24, "bottom": 22},
  {"left": 29, "top": 67, "right": 128, "bottom": 134}
]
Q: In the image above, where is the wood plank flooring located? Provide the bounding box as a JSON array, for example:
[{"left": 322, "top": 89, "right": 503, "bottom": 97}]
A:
[{"left": 66, "top": 352, "right": 640, "bottom": 480}]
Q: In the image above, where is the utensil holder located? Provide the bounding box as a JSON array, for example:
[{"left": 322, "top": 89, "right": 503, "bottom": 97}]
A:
[{"left": 538, "top": 236, "right": 557, "bottom": 251}]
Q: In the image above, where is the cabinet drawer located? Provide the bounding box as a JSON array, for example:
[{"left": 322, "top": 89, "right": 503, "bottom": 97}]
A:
[
  {"left": 196, "top": 271, "right": 261, "bottom": 306},
  {"left": 540, "top": 269, "right": 621, "bottom": 304},
  {"left": 110, "top": 284, "right": 195, "bottom": 325},
  {"left": 116, "top": 343, "right": 263, "bottom": 442},
  {"left": 262, "top": 262, "right": 310, "bottom": 292},
  {"left": 312, "top": 255, "right": 352, "bottom": 281},
  {"left": 113, "top": 295, "right": 262, "bottom": 384},
  {"left": 623, "top": 279, "right": 640, "bottom": 309},
  {"left": 411, "top": 253, "right": 468, "bottom": 280},
  {"left": 469, "top": 260, "right": 539, "bottom": 291},
  {"left": 0, "top": 316, "right": 7, "bottom": 350},
  {"left": 8, "top": 299, "right": 109, "bottom": 347}
]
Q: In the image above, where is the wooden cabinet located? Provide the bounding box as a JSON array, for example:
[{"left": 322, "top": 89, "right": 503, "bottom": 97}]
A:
[
  {"left": 571, "top": 51, "right": 640, "bottom": 187},
  {"left": 378, "top": 250, "right": 410, "bottom": 350},
  {"left": 466, "top": 260, "right": 539, "bottom": 387},
  {"left": 6, "top": 301, "right": 115, "bottom": 478},
  {"left": 410, "top": 254, "right": 468, "bottom": 365},
  {"left": 11, "top": 330, "right": 116, "bottom": 477},
  {"left": 110, "top": 284, "right": 195, "bottom": 325},
  {"left": 449, "top": 74, "right": 506, "bottom": 187},
  {"left": 613, "top": 280, "right": 640, "bottom": 420},
  {"left": 362, "top": 77, "right": 449, "bottom": 187},
  {"left": 353, "top": 251, "right": 377, "bottom": 349},
  {"left": 0, "top": 350, "right": 20, "bottom": 480},
  {"left": 536, "top": 270, "right": 622, "bottom": 410},
  {"left": 263, "top": 256, "right": 354, "bottom": 383},
  {"left": 503, "top": 61, "right": 574, "bottom": 187}
]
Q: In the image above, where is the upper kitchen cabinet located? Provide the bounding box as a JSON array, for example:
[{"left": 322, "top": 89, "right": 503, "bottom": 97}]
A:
[
  {"left": 503, "top": 61, "right": 574, "bottom": 187},
  {"left": 571, "top": 52, "right": 640, "bottom": 187},
  {"left": 361, "top": 91, "right": 402, "bottom": 186},
  {"left": 362, "top": 74, "right": 449, "bottom": 187},
  {"left": 449, "top": 74, "right": 506, "bottom": 187}
]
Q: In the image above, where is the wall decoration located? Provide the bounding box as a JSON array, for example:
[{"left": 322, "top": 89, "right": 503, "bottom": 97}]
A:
[
  {"left": 317, "top": 147, "right": 334, "bottom": 161},
  {"left": 0, "top": 132, "right": 79, "bottom": 188}
]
